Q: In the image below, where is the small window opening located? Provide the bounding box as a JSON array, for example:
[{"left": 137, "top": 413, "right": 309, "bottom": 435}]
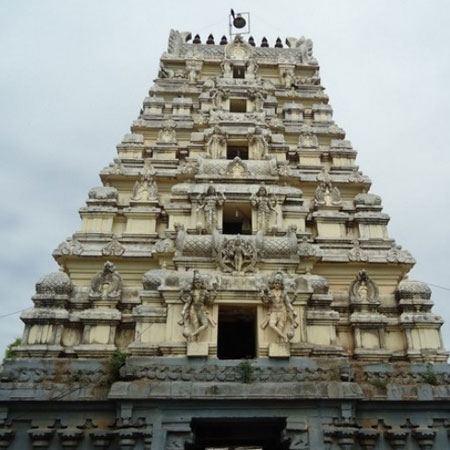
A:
[
  {"left": 230, "top": 98, "right": 247, "bottom": 113},
  {"left": 227, "top": 145, "right": 248, "bottom": 160},
  {"left": 217, "top": 306, "right": 256, "bottom": 359},
  {"left": 233, "top": 66, "right": 245, "bottom": 79},
  {"left": 222, "top": 203, "right": 251, "bottom": 235}
]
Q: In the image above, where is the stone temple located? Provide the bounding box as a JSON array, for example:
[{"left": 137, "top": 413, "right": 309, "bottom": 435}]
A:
[{"left": 1, "top": 25, "right": 450, "bottom": 449}]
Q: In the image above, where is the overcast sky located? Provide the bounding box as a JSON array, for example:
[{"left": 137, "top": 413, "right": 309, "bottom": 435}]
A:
[{"left": 1, "top": 1, "right": 450, "bottom": 357}]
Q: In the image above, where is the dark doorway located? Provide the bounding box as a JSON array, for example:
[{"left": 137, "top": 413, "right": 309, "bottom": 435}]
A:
[
  {"left": 230, "top": 98, "right": 247, "bottom": 113},
  {"left": 217, "top": 306, "right": 256, "bottom": 359},
  {"left": 227, "top": 146, "right": 248, "bottom": 160},
  {"left": 187, "top": 418, "right": 289, "bottom": 450},
  {"left": 233, "top": 66, "right": 245, "bottom": 79},
  {"left": 222, "top": 203, "right": 252, "bottom": 235}
]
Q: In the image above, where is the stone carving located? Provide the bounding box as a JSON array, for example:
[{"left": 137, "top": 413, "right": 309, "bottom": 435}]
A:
[
  {"left": 277, "top": 161, "right": 292, "bottom": 177},
  {"left": 221, "top": 60, "right": 232, "bottom": 78},
  {"left": 299, "top": 130, "right": 318, "bottom": 148},
  {"left": 179, "top": 159, "right": 199, "bottom": 175},
  {"left": 88, "top": 186, "right": 118, "bottom": 202},
  {"left": 159, "top": 62, "right": 186, "bottom": 79},
  {"left": 140, "top": 159, "right": 156, "bottom": 178},
  {"left": 210, "top": 87, "right": 229, "bottom": 110},
  {"left": 196, "top": 183, "right": 226, "bottom": 233},
  {"left": 55, "top": 236, "right": 83, "bottom": 256},
  {"left": 285, "top": 36, "right": 317, "bottom": 64},
  {"left": 206, "top": 125, "right": 227, "bottom": 158},
  {"left": 246, "top": 58, "right": 258, "bottom": 78},
  {"left": 217, "top": 235, "right": 257, "bottom": 273},
  {"left": 386, "top": 245, "right": 415, "bottom": 264},
  {"left": 314, "top": 180, "right": 341, "bottom": 207},
  {"left": 251, "top": 185, "right": 277, "bottom": 234},
  {"left": 348, "top": 169, "right": 365, "bottom": 183},
  {"left": 224, "top": 35, "right": 254, "bottom": 60},
  {"left": 248, "top": 88, "right": 266, "bottom": 112},
  {"left": 179, "top": 271, "right": 217, "bottom": 341},
  {"left": 35, "top": 270, "right": 73, "bottom": 296},
  {"left": 297, "top": 236, "right": 316, "bottom": 257},
  {"left": 131, "top": 177, "right": 158, "bottom": 202},
  {"left": 186, "top": 63, "right": 200, "bottom": 83},
  {"left": 157, "top": 120, "right": 177, "bottom": 143},
  {"left": 249, "top": 126, "right": 271, "bottom": 159},
  {"left": 224, "top": 156, "right": 250, "bottom": 177},
  {"left": 89, "top": 261, "right": 123, "bottom": 301},
  {"left": 280, "top": 67, "right": 297, "bottom": 89},
  {"left": 260, "top": 271, "right": 299, "bottom": 342},
  {"left": 349, "top": 270, "right": 379, "bottom": 304},
  {"left": 348, "top": 240, "right": 369, "bottom": 262},
  {"left": 102, "top": 236, "right": 125, "bottom": 257},
  {"left": 174, "top": 223, "right": 186, "bottom": 256}
]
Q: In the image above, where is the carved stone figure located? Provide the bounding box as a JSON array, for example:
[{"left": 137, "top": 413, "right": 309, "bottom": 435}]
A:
[
  {"left": 246, "top": 59, "right": 258, "bottom": 79},
  {"left": 349, "top": 270, "right": 379, "bottom": 304},
  {"left": 210, "top": 87, "right": 228, "bottom": 111},
  {"left": 248, "top": 89, "right": 266, "bottom": 112},
  {"left": 131, "top": 177, "right": 158, "bottom": 202},
  {"left": 179, "top": 271, "right": 217, "bottom": 341},
  {"left": 218, "top": 235, "right": 257, "bottom": 273},
  {"left": 260, "top": 271, "right": 299, "bottom": 342},
  {"left": 206, "top": 126, "right": 227, "bottom": 159},
  {"left": 224, "top": 157, "right": 250, "bottom": 177},
  {"left": 280, "top": 67, "right": 296, "bottom": 89},
  {"left": 89, "top": 261, "right": 123, "bottom": 301},
  {"left": 314, "top": 180, "right": 341, "bottom": 207},
  {"left": 196, "top": 183, "right": 226, "bottom": 233},
  {"left": 251, "top": 185, "right": 277, "bottom": 234},
  {"left": 249, "top": 127, "right": 271, "bottom": 159},
  {"left": 157, "top": 120, "right": 177, "bottom": 143},
  {"left": 221, "top": 60, "right": 232, "bottom": 78},
  {"left": 140, "top": 159, "right": 156, "bottom": 178},
  {"left": 299, "top": 130, "right": 318, "bottom": 148}
]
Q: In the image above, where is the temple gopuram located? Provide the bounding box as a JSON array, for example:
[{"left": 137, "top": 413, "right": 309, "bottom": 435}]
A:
[{"left": 1, "top": 16, "right": 450, "bottom": 449}]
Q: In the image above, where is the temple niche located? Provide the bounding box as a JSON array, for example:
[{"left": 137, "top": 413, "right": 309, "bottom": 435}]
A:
[{"left": 4, "top": 19, "right": 450, "bottom": 450}]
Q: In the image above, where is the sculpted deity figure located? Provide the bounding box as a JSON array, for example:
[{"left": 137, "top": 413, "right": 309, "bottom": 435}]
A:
[
  {"left": 210, "top": 87, "right": 229, "bottom": 111},
  {"left": 314, "top": 180, "right": 341, "bottom": 207},
  {"left": 249, "top": 126, "right": 271, "bottom": 159},
  {"left": 246, "top": 59, "right": 258, "bottom": 79},
  {"left": 350, "top": 269, "right": 379, "bottom": 304},
  {"left": 89, "top": 261, "right": 123, "bottom": 301},
  {"left": 206, "top": 126, "right": 227, "bottom": 159},
  {"left": 197, "top": 183, "right": 226, "bottom": 233},
  {"left": 251, "top": 185, "right": 277, "bottom": 234},
  {"left": 280, "top": 67, "right": 297, "bottom": 89},
  {"left": 298, "top": 130, "right": 318, "bottom": 148},
  {"left": 218, "top": 235, "right": 257, "bottom": 273},
  {"left": 260, "top": 272, "right": 299, "bottom": 342},
  {"left": 131, "top": 176, "right": 158, "bottom": 202},
  {"left": 158, "top": 120, "right": 177, "bottom": 143},
  {"left": 248, "top": 89, "right": 266, "bottom": 112},
  {"left": 179, "top": 271, "right": 217, "bottom": 341},
  {"left": 221, "top": 60, "right": 233, "bottom": 78}
]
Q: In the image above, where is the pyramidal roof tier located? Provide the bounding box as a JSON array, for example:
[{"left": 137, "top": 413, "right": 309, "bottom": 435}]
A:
[
  {"left": 13, "top": 29, "right": 445, "bottom": 363},
  {"left": 2, "top": 25, "right": 450, "bottom": 450}
]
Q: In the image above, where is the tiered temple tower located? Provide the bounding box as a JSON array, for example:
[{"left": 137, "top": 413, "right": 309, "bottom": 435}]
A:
[{"left": 1, "top": 28, "right": 450, "bottom": 450}]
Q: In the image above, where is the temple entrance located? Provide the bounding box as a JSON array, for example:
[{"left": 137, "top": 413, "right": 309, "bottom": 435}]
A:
[
  {"left": 187, "top": 418, "right": 288, "bottom": 450},
  {"left": 217, "top": 306, "right": 256, "bottom": 360}
]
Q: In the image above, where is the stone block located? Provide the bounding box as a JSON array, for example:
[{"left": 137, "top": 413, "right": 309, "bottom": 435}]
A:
[
  {"left": 187, "top": 342, "right": 209, "bottom": 357},
  {"left": 269, "top": 343, "right": 290, "bottom": 358}
]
